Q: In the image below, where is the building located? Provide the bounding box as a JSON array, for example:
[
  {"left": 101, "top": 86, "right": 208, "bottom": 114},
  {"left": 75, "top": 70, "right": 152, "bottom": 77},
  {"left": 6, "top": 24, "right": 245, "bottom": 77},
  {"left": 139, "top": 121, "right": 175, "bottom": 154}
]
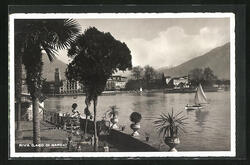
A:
[
  {"left": 166, "top": 76, "right": 190, "bottom": 89},
  {"left": 172, "top": 76, "right": 189, "bottom": 89},
  {"left": 59, "top": 80, "right": 83, "bottom": 94},
  {"left": 165, "top": 76, "right": 172, "bottom": 85},
  {"left": 54, "top": 68, "right": 61, "bottom": 93},
  {"left": 105, "top": 75, "right": 127, "bottom": 90},
  {"left": 106, "top": 78, "right": 116, "bottom": 90},
  {"left": 42, "top": 68, "right": 84, "bottom": 94},
  {"left": 43, "top": 69, "right": 126, "bottom": 93}
]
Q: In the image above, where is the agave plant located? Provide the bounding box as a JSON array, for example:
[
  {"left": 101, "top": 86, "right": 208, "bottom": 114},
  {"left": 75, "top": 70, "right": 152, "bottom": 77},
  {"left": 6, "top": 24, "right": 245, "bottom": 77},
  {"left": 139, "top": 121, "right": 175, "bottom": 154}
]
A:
[
  {"left": 103, "top": 105, "right": 119, "bottom": 129},
  {"left": 106, "top": 105, "right": 119, "bottom": 118},
  {"left": 154, "top": 109, "right": 187, "bottom": 138}
]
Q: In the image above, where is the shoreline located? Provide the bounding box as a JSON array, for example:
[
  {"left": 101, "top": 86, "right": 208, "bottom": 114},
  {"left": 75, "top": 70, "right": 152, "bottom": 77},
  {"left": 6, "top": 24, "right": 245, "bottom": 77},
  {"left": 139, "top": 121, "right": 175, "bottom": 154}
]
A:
[
  {"left": 46, "top": 89, "right": 164, "bottom": 97},
  {"left": 45, "top": 87, "right": 227, "bottom": 97}
]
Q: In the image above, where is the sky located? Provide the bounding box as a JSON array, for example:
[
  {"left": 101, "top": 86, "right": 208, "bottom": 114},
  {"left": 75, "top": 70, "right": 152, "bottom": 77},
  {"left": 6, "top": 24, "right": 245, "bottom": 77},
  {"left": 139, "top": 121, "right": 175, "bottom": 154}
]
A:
[{"left": 56, "top": 17, "right": 230, "bottom": 69}]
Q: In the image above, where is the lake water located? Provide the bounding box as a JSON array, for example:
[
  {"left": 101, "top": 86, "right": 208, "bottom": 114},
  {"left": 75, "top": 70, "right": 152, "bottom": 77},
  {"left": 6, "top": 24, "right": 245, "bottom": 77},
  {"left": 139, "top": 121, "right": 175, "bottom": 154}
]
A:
[{"left": 44, "top": 91, "right": 231, "bottom": 151}]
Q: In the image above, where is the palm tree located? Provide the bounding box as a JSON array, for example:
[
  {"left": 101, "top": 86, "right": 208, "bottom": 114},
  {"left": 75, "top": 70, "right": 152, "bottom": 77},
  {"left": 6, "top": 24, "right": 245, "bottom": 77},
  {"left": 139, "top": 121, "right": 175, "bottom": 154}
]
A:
[
  {"left": 14, "top": 37, "right": 24, "bottom": 139},
  {"left": 15, "top": 19, "right": 80, "bottom": 148}
]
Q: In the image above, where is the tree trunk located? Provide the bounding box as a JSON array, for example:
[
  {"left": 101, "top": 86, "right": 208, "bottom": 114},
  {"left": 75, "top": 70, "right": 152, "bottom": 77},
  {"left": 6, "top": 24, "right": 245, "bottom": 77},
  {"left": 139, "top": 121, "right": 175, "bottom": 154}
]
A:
[
  {"left": 15, "top": 99, "right": 23, "bottom": 139},
  {"left": 84, "top": 95, "right": 89, "bottom": 137},
  {"left": 32, "top": 96, "right": 40, "bottom": 151},
  {"left": 84, "top": 113, "right": 88, "bottom": 136},
  {"left": 16, "top": 100, "right": 21, "bottom": 130},
  {"left": 15, "top": 54, "right": 23, "bottom": 139},
  {"left": 93, "top": 97, "right": 98, "bottom": 151}
]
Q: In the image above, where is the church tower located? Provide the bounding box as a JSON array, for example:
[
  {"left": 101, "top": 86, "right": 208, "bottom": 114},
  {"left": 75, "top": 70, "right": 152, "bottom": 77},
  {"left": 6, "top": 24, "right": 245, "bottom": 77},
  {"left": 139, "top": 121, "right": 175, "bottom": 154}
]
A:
[{"left": 54, "top": 68, "right": 61, "bottom": 94}]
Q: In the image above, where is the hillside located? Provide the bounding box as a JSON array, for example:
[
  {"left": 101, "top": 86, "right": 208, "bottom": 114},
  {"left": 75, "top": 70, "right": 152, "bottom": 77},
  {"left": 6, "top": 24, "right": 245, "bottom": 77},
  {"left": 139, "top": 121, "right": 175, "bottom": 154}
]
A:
[
  {"left": 41, "top": 54, "right": 67, "bottom": 81},
  {"left": 158, "top": 42, "right": 230, "bottom": 79},
  {"left": 41, "top": 53, "right": 129, "bottom": 81}
]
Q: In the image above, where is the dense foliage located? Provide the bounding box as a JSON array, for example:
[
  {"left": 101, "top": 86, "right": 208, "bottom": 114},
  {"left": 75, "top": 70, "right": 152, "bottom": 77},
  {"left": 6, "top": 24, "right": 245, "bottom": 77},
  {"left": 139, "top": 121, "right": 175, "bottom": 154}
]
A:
[
  {"left": 16, "top": 19, "right": 81, "bottom": 98},
  {"left": 188, "top": 67, "right": 217, "bottom": 87},
  {"left": 131, "top": 66, "right": 144, "bottom": 80},
  {"left": 66, "top": 27, "right": 132, "bottom": 101},
  {"left": 126, "top": 65, "right": 165, "bottom": 90},
  {"left": 15, "top": 19, "right": 80, "bottom": 145},
  {"left": 66, "top": 27, "right": 132, "bottom": 151},
  {"left": 130, "top": 112, "right": 142, "bottom": 123}
]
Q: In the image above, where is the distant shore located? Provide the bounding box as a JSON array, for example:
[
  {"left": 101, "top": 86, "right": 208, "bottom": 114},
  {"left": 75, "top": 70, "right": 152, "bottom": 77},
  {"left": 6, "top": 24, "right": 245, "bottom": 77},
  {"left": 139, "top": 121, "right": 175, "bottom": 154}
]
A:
[
  {"left": 46, "top": 89, "right": 165, "bottom": 97},
  {"left": 45, "top": 86, "right": 228, "bottom": 97}
]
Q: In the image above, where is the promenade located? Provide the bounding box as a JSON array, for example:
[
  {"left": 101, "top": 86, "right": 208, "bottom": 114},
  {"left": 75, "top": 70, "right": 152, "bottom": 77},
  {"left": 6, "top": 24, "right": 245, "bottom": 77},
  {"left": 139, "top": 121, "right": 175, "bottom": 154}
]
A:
[{"left": 15, "top": 121, "right": 119, "bottom": 152}]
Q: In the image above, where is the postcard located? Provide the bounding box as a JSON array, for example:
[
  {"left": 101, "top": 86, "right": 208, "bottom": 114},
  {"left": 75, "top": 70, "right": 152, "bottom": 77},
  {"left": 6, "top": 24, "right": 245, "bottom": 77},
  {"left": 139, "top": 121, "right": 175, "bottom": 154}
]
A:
[{"left": 9, "top": 11, "right": 236, "bottom": 158}]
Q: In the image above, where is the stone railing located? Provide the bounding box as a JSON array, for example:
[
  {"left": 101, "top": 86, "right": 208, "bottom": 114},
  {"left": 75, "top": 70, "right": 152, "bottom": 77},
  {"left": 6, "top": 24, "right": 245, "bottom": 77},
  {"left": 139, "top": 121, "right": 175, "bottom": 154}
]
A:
[{"left": 42, "top": 111, "right": 158, "bottom": 151}]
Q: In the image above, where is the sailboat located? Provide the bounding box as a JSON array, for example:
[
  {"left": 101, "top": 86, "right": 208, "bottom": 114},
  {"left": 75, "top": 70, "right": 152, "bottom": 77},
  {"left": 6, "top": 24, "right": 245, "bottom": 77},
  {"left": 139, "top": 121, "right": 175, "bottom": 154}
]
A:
[
  {"left": 185, "top": 84, "right": 208, "bottom": 110},
  {"left": 139, "top": 87, "right": 143, "bottom": 92}
]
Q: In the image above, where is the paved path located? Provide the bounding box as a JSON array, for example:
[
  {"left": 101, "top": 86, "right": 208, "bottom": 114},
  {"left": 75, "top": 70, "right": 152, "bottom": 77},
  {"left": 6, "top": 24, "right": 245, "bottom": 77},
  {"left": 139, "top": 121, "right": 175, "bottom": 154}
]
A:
[{"left": 15, "top": 121, "right": 119, "bottom": 152}]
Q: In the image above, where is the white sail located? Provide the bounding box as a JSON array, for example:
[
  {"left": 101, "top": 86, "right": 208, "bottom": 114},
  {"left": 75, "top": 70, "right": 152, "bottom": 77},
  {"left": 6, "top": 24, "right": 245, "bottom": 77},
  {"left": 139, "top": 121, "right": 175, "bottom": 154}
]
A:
[{"left": 194, "top": 84, "right": 207, "bottom": 105}]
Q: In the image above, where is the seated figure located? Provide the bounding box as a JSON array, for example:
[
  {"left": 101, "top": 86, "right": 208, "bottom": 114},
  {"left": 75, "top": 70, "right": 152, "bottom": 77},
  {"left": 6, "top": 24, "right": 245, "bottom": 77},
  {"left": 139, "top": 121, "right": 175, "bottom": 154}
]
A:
[{"left": 71, "top": 103, "right": 80, "bottom": 118}]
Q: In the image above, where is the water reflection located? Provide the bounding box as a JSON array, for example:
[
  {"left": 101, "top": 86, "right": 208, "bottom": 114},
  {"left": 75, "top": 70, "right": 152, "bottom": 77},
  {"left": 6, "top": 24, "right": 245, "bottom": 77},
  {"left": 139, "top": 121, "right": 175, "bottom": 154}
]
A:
[
  {"left": 195, "top": 109, "right": 209, "bottom": 127},
  {"left": 145, "top": 99, "right": 157, "bottom": 109}
]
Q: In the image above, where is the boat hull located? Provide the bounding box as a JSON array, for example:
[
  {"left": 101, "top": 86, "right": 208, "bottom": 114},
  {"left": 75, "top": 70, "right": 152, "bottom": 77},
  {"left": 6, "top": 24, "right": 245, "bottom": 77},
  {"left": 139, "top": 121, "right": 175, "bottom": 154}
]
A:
[{"left": 185, "top": 105, "right": 203, "bottom": 110}]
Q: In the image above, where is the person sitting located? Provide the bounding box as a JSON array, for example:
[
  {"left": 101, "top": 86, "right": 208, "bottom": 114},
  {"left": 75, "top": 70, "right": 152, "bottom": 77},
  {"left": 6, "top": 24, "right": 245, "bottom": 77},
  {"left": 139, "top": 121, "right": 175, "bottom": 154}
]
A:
[{"left": 71, "top": 103, "right": 80, "bottom": 118}]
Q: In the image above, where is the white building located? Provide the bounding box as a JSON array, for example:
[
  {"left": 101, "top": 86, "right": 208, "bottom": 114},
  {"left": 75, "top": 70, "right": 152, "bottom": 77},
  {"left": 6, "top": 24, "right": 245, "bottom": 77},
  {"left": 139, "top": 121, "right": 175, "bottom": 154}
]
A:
[
  {"left": 115, "top": 81, "right": 126, "bottom": 89},
  {"left": 173, "top": 76, "right": 189, "bottom": 89},
  {"left": 105, "top": 75, "right": 127, "bottom": 90},
  {"left": 165, "top": 76, "right": 172, "bottom": 85},
  {"left": 59, "top": 80, "right": 83, "bottom": 94}
]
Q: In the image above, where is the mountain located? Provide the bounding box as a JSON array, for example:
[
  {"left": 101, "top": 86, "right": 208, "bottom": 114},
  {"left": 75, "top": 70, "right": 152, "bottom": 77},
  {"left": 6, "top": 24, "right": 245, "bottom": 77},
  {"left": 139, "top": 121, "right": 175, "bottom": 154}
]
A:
[
  {"left": 41, "top": 54, "right": 67, "bottom": 81},
  {"left": 41, "top": 53, "right": 130, "bottom": 81},
  {"left": 158, "top": 42, "right": 230, "bottom": 79}
]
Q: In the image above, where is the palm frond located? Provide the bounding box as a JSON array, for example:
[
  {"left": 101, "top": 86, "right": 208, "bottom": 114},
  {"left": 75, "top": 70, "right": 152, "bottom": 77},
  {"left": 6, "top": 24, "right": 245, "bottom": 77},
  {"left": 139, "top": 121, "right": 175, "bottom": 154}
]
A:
[
  {"left": 153, "top": 109, "right": 188, "bottom": 138},
  {"left": 53, "top": 19, "right": 81, "bottom": 50},
  {"left": 41, "top": 42, "right": 58, "bottom": 62}
]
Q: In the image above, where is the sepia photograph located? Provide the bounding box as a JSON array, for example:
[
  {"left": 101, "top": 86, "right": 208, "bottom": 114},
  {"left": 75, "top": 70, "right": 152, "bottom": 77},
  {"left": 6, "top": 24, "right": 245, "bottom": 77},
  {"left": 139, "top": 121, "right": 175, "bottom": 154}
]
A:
[{"left": 9, "top": 12, "right": 236, "bottom": 158}]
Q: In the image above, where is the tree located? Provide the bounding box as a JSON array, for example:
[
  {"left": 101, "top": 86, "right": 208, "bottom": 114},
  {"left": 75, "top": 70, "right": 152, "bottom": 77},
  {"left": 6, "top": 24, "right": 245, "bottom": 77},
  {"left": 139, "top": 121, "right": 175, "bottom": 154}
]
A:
[
  {"left": 15, "top": 19, "right": 80, "bottom": 148},
  {"left": 161, "top": 73, "right": 166, "bottom": 88},
  {"left": 143, "top": 65, "right": 157, "bottom": 89},
  {"left": 66, "top": 27, "right": 132, "bottom": 151},
  {"left": 131, "top": 66, "right": 144, "bottom": 80},
  {"left": 125, "top": 79, "right": 141, "bottom": 90},
  {"left": 83, "top": 94, "right": 91, "bottom": 138},
  {"left": 203, "top": 67, "right": 217, "bottom": 86},
  {"left": 14, "top": 37, "right": 24, "bottom": 138},
  {"left": 189, "top": 67, "right": 217, "bottom": 87},
  {"left": 188, "top": 68, "right": 204, "bottom": 87}
]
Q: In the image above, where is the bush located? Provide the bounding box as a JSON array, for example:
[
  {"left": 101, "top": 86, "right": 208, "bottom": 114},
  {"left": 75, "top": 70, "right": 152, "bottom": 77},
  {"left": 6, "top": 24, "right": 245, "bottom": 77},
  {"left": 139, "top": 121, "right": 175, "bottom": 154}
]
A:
[{"left": 130, "top": 112, "right": 142, "bottom": 123}]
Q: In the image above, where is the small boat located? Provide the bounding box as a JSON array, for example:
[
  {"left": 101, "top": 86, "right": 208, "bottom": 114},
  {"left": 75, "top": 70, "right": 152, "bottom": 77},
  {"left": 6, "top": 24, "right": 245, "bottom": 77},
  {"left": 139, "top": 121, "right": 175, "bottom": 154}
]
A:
[{"left": 185, "top": 84, "right": 208, "bottom": 110}]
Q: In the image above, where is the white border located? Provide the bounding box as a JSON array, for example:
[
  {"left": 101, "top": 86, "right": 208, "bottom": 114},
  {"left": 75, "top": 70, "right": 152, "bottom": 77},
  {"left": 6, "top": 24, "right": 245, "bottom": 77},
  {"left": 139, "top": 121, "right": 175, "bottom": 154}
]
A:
[{"left": 9, "top": 13, "right": 235, "bottom": 158}]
